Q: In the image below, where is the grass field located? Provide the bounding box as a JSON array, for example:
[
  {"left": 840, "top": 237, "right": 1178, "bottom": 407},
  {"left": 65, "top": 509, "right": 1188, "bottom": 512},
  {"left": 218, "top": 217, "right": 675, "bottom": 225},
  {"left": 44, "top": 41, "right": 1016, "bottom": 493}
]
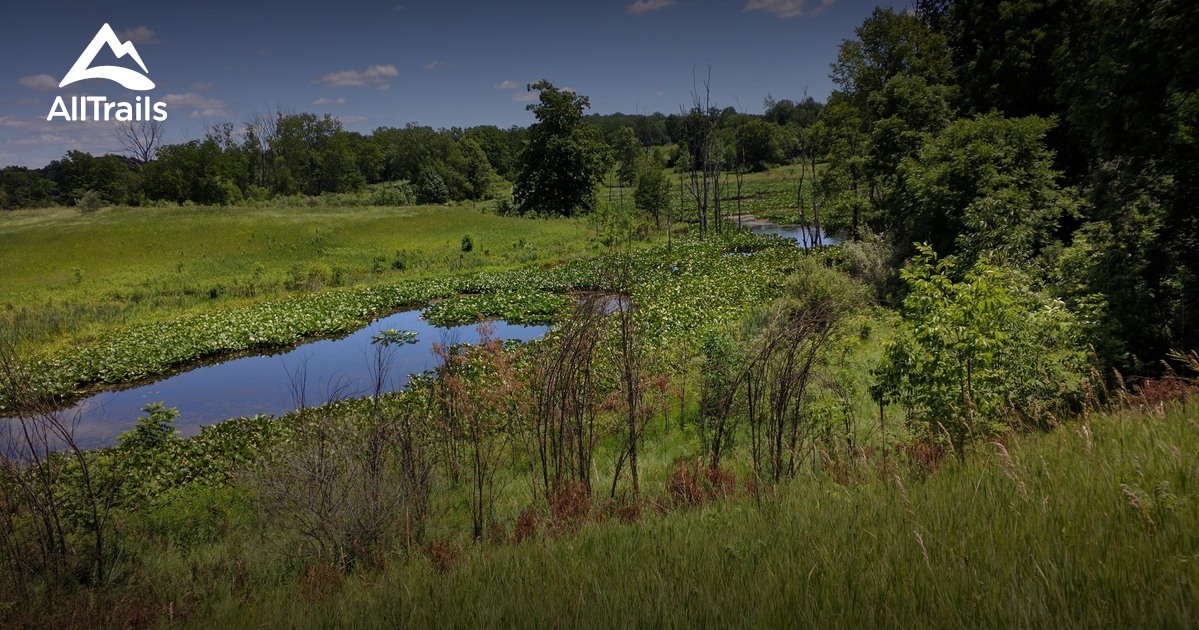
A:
[
  {"left": 0, "top": 203, "right": 599, "bottom": 351},
  {"left": 207, "top": 402, "right": 1199, "bottom": 628},
  {"left": 39, "top": 398, "right": 1194, "bottom": 628}
]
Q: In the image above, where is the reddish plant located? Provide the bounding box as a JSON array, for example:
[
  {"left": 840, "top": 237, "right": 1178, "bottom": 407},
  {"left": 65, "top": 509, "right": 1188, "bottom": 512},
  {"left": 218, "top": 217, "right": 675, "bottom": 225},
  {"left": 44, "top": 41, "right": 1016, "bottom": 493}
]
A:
[
  {"left": 513, "top": 504, "right": 542, "bottom": 543},
  {"left": 548, "top": 481, "right": 591, "bottom": 532},
  {"left": 666, "top": 459, "right": 736, "bottom": 507},
  {"left": 300, "top": 561, "right": 344, "bottom": 602},
  {"left": 897, "top": 439, "right": 948, "bottom": 475},
  {"left": 422, "top": 540, "right": 460, "bottom": 574}
]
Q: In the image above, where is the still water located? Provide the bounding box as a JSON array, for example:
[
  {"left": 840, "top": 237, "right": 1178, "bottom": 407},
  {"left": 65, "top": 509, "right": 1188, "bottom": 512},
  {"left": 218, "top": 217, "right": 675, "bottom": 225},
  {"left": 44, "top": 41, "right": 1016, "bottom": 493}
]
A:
[
  {"left": 51, "top": 310, "right": 546, "bottom": 448},
  {"left": 744, "top": 222, "right": 842, "bottom": 246}
]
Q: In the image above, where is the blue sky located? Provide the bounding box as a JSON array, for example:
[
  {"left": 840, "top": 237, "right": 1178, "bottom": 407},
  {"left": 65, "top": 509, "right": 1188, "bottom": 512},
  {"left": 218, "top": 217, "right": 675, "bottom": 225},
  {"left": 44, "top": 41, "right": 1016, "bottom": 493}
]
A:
[{"left": 0, "top": 0, "right": 893, "bottom": 168}]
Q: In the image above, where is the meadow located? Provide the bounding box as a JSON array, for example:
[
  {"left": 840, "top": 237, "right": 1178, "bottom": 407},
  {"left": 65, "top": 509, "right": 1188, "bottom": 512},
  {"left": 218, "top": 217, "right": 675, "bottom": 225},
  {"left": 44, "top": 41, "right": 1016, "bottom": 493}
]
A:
[
  {"left": 0, "top": 202, "right": 598, "bottom": 353},
  {"left": 24, "top": 391, "right": 1198, "bottom": 628},
  {"left": 2, "top": 164, "right": 1196, "bottom": 629},
  {"left": 206, "top": 400, "right": 1199, "bottom": 628}
]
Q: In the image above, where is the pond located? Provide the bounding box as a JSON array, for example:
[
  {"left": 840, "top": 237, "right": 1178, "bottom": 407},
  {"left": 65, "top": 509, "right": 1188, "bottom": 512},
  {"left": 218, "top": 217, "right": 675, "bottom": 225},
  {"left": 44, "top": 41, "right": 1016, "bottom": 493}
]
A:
[
  {"left": 730, "top": 214, "right": 842, "bottom": 247},
  {"left": 37, "top": 310, "right": 547, "bottom": 449}
]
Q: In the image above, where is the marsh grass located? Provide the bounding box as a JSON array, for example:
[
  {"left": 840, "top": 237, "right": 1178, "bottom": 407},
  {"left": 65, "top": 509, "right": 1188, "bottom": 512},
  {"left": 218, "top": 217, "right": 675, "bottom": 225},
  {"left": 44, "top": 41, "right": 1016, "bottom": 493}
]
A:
[{"left": 0, "top": 203, "right": 599, "bottom": 352}]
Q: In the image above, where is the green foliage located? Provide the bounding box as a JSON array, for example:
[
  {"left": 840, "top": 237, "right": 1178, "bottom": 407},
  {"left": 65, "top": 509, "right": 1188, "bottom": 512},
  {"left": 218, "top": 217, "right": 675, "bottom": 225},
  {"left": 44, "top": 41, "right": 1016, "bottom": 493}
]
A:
[
  {"left": 895, "top": 113, "right": 1076, "bottom": 267},
  {"left": 421, "top": 290, "right": 570, "bottom": 327},
  {"left": 733, "top": 119, "right": 781, "bottom": 171},
  {"left": 119, "top": 402, "right": 181, "bottom": 453},
  {"left": 0, "top": 166, "right": 54, "bottom": 210},
  {"left": 369, "top": 181, "right": 415, "bottom": 206},
  {"left": 48, "top": 150, "right": 137, "bottom": 206},
  {"left": 819, "top": 7, "right": 956, "bottom": 239},
  {"left": 75, "top": 189, "right": 104, "bottom": 214},
  {"left": 612, "top": 126, "right": 641, "bottom": 187},
  {"left": 830, "top": 7, "right": 953, "bottom": 112},
  {"left": 141, "top": 138, "right": 248, "bottom": 205},
  {"left": 633, "top": 165, "right": 671, "bottom": 225},
  {"left": 270, "top": 113, "right": 363, "bottom": 196},
  {"left": 464, "top": 125, "right": 520, "bottom": 180},
  {"left": 415, "top": 168, "right": 450, "bottom": 204},
  {"left": 763, "top": 95, "right": 825, "bottom": 128},
  {"left": 514, "top": 80, "right": 612, "bottom": 217},
  {"left": 460, "top": 234, "right": 474, "bottom": 253},
  {"left": 877, "top": 246, "right": 1091, "bottom": 456},
  {"left": 370, "top": 328, "right": 417, "bottom": 346},
  {"left": 412, "top": 166, "right": 450, "bottom": 204},
  {"left": 781, "top": 256, "right": 866, "bottom": 318},
  {"left": 214, "top": 403, "right": 1199, "bottom": 628}
]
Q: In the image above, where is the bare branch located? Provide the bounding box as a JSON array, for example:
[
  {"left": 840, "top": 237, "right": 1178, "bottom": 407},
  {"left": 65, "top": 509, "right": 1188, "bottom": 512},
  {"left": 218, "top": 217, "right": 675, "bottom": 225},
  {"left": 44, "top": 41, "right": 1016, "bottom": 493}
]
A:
[{"left": 110, "top": 119, "right": 164, "bottom": 168}]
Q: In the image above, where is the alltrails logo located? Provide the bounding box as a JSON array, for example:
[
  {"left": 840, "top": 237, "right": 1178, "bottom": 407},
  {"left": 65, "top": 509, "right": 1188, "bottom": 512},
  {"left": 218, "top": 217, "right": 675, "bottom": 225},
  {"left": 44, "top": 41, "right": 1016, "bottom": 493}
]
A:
[{"left": 47, "top": 23, "right": 167, "bottom": 122}]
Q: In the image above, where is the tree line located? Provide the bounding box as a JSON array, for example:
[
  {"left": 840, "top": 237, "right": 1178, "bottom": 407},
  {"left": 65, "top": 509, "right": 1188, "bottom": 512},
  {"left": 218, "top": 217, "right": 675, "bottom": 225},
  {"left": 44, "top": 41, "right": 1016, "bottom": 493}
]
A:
[{"left": 0, "top": 96, "right": 813, "bottom": 212}]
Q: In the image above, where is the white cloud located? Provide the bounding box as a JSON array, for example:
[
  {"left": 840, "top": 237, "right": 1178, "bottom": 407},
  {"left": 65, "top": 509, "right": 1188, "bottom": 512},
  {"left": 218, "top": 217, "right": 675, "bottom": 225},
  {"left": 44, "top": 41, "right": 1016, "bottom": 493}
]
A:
[
  {"left": 494, "top": 80, "right": 520, "bottom": 90},
  {"left": 628, "top": 0, "right": 676, "bottom": 15},
  {"left": 0, "top": 117, "right": 36, "bottom": 129},
  {"left": 393, "top": 3, "right": 404, "bottom": 10},
  {"left": 15, "top": 97, "right": 42, "bottom": 106},
  {"left": 513, "top": 91, "right": 539, "bottom": 103},
  {"left": 743, "top": 0, "right": 835, "bottom": 18},
  {"left": 19, "top": 75, "right": 58, "bottom": 91},
  {"left": 313, "top": 97, "right": 347, "bottom": 106},
  {"left": 657, "top": 90, "right": 666, "bottom": 97},
  {"left": 315, "top": 64, "right": 398, "bottom": 88},
  {"left": 0, "top": 117, "right": 117, "bottom": 167},
  {"left": 338, "top": 115, "right": 368, "bottom": 125},
  {"left": 161, "top": 92, "right": 228, "bottom": 118},
  {"left": 116, "top": 25, "right": 160, "bottom": 44},
  {"left": 422, "top": 60, "right": 448, "bottom": 70},
  {"left": 14, "top": 133, "right": 74, "bottom": 146},
  {"left": 190, "top": 81, "right": 216, "bottom": 91}
]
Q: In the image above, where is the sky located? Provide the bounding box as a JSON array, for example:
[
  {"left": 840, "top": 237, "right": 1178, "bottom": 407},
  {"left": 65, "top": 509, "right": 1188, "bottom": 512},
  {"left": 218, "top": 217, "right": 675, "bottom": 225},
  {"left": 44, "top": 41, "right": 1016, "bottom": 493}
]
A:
[{"left": 0, "top": 0, "right": 895, "bottom": 168}]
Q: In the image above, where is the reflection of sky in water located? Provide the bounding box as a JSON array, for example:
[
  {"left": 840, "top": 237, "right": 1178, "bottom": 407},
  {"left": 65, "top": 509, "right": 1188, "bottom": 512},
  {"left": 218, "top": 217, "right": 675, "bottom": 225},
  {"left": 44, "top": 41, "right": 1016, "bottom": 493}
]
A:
[
  {"left": 36, "top": 310, "right": 546, "bottom": 449},
  {"left": 748, "top": 224, "right": 842, "bottom": 247}
]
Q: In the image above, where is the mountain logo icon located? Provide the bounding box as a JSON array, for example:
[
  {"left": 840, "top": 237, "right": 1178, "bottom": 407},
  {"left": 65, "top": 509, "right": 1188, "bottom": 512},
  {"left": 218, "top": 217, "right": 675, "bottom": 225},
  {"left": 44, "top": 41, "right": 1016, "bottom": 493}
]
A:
[{"left": 59, "top": 23, "right": 155, "bottom": 91}]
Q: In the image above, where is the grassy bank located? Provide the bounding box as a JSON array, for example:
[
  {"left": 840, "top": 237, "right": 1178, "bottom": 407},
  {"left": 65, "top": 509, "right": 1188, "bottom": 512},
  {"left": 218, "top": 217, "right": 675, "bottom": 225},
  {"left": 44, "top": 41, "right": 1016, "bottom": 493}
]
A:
[
  {"left": 27, "top": 396, "right": 1194, "bottom": 628},
  {"left": 199, "top": 401, "right": 1199, "bottom": 628}
]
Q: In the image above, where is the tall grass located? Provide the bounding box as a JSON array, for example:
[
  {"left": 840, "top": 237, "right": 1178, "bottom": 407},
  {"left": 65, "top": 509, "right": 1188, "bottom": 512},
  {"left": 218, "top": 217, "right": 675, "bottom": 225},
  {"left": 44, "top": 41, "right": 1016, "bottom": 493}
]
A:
[{"left": 196, "top": 402, "right": 1198, "bottom": 628}]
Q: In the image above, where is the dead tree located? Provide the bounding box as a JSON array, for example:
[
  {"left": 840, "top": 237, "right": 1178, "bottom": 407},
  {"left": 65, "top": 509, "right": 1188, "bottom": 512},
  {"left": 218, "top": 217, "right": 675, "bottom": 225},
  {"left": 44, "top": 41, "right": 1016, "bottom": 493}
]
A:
[
  {"left": 111, "top": 119, "right": 164, "bottom": 169},
  {"left": 529, "top": 297, "right": 605, "bottom": 500},
  {"left": 680, "top": 66, "right": 725, "bottom": 239},
  {"left": 0, "top": 329, "right": 120, "bottom": 593},
  {"left": 744, "top": 299, "right": 842, "bottom": 482},
  {"left": 604, "top": 260, "right": 649, "bottom": 499}
]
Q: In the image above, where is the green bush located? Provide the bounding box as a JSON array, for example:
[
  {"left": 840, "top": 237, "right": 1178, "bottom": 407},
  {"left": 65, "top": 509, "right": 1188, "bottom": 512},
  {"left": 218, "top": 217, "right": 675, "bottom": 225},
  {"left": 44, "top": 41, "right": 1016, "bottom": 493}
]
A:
[
  {"left": 370, "top": 181, "right": 415, "bottom": 206},
  {"left": 876, "top": 245, "right": 1092, "bottom": 457},
  {"left": 415, "top": 170, "right": 450, "bottom": 204},
  {"left": 76, "top": 189, "right": 104, "bottom": 214}
]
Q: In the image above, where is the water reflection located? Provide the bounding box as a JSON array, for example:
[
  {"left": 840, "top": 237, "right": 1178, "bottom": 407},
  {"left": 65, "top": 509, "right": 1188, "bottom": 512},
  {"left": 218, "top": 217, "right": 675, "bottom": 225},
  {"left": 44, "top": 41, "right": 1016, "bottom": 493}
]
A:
[{"left": 42, "top": 310, "right": 546, "bottom": 449}]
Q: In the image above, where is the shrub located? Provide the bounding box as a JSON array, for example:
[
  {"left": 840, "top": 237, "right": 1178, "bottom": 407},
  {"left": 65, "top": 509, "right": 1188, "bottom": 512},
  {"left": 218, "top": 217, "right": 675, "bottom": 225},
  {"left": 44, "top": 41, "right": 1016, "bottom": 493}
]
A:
[
  {"left": 415, "top": 169, "right": 450, "bottom": 204},
  {"left": 460, "top": 234, "right": 474, "bottom": 252},
  {"left": 370, "top": 181, "right": 415, "bottom": 206},
  {"left": 876, "top": 245, "right": 1093, "bottom": 458},
  {"left": 251, "top": 398, "right": 432, "bottom": 567},
  {"left": 75, "top": 189, "right": 104, "bottom": 213}
]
